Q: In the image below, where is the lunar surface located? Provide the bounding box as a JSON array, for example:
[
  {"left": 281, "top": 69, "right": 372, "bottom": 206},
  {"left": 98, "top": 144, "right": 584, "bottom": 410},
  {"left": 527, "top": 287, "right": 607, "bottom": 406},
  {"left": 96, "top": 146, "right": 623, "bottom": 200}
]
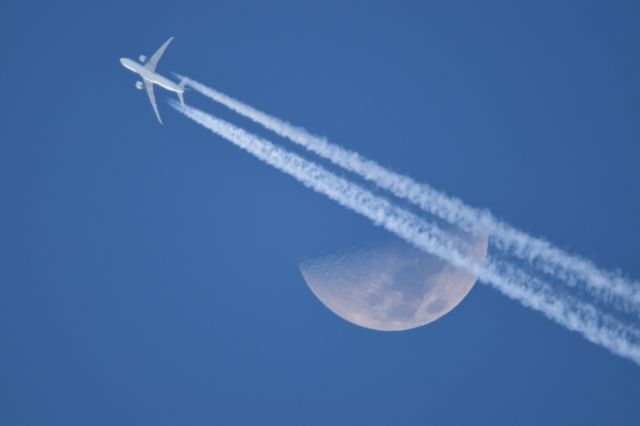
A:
[{"left": 299, "top": 233, "right": 488, "bottom": 331}]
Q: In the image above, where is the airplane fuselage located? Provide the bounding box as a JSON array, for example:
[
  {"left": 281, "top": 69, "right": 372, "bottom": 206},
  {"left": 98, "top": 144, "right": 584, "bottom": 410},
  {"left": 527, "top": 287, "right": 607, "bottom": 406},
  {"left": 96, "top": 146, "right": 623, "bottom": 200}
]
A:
[{"left": 120, "top": 58, "right": 183, "bottom": 94}]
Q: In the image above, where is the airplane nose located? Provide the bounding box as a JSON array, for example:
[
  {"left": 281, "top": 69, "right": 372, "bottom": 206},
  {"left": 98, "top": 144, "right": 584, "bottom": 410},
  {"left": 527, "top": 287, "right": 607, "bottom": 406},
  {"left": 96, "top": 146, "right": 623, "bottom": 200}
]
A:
[{"left": 119, "top": 58, "right": 126, "bottom": 65}]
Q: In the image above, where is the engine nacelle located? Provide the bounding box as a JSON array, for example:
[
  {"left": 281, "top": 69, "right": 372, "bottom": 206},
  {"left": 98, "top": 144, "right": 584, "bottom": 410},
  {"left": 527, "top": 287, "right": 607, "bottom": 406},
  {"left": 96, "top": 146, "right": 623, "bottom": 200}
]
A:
[
  {"left": 139, "top": 54, "right": 147, "bottom": 63},
  {"left": 135, "top": 81, "right": 144, "bottom": 90}
]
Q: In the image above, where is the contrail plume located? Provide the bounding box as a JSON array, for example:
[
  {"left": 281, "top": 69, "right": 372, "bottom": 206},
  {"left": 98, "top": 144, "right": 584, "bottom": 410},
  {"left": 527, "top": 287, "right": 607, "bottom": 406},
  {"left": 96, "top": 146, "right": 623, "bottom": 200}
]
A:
[
  {"left": 170, "top": 100, "right": 640, "bottom": 365},
  {"left": 177, "top": 75, "right": 640, "bottom": 311}
]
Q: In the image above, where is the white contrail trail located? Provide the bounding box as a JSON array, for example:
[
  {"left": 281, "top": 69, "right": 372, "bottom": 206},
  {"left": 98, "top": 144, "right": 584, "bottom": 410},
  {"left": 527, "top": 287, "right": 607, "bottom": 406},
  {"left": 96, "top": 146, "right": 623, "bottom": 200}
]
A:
[
  {"left": 170, "top": 100, "right": 640, "bottom": 365},
  {"left": 177, "top": 75, "right": 640, "bottom": 310}
]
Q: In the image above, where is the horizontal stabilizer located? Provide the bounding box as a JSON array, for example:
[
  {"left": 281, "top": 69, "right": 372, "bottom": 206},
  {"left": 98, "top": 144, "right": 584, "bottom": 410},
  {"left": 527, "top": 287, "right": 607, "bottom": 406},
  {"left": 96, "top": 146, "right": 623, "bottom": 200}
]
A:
[{"left": 177, "top": 77, "right": 188, "bottom": 105}]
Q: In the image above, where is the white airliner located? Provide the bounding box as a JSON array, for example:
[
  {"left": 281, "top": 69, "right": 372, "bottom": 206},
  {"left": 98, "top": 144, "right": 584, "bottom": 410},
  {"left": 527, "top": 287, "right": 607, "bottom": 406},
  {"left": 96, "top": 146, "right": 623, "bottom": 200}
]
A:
[{"left": 120, "top": 37, "right": 186, "bottom": 124}]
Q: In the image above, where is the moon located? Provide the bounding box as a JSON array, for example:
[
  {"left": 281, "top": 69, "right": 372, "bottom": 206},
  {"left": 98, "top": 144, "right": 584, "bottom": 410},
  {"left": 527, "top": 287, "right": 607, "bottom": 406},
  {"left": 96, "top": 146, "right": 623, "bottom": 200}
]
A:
[{"left": 299, "top": 232, "right": 488, "bottom": 331}]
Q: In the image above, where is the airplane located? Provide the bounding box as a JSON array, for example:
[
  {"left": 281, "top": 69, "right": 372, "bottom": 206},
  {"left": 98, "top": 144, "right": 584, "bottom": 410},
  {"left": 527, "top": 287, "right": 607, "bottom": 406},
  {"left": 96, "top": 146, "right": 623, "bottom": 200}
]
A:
[{"left": 120, "top": 37, "right": 186, "bottom": 124}]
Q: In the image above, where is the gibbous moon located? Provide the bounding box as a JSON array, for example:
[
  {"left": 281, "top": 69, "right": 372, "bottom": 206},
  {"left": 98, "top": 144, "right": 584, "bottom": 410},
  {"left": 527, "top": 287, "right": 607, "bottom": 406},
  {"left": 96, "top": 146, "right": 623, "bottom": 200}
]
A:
[{"left": 299, "top": 233, "right": 488, "bottom": 331}]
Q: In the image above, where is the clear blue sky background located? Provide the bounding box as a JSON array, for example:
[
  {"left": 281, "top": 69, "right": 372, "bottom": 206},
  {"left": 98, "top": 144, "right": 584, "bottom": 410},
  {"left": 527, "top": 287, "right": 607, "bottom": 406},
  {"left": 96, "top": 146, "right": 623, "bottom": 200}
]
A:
[{"left": 2, "top": 0, "right": 639, "bottom": 424}]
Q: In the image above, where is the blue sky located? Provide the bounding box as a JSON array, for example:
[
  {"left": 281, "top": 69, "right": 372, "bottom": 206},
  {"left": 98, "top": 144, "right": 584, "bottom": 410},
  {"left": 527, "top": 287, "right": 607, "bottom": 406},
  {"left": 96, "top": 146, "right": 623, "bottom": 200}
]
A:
[{"left": 2, "top": 0, "right": 639, "bottom": 424}]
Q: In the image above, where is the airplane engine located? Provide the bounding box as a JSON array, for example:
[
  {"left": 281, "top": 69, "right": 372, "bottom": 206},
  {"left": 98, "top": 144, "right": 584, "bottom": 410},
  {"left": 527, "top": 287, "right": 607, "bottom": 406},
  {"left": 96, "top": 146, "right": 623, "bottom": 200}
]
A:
[
  {"left": 139, "top": 54, "right": 147, "bottom": 63},
  {"left": 135, "top": 81, "right": 144, "bottom": 90}
]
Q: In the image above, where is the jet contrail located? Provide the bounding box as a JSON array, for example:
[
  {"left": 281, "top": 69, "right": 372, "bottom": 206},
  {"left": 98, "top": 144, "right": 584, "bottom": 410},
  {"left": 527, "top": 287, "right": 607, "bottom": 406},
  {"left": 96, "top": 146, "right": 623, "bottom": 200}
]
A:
[
  {"left": 177, "top": 75, "right": 640, "bottom": 311},
  {"left": 170, "top": 100, "right": 640, "bottom": 365}
]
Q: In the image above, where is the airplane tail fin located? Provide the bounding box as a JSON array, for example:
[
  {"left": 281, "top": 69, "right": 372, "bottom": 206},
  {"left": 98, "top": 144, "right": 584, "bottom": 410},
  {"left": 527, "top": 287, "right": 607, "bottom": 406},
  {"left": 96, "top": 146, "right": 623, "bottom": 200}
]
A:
[{"left": 177, "top": 77, "right": 188, "bottom": 105}]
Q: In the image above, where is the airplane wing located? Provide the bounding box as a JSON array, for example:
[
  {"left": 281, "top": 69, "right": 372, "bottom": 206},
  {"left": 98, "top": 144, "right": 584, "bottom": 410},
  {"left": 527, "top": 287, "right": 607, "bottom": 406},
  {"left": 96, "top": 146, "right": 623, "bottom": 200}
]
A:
[
  {"left": 145, "top": 37, "right": 174, "bottom": 72},
  {"left": 144, "top": 79, "right": 163, "bottom": 124}
]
